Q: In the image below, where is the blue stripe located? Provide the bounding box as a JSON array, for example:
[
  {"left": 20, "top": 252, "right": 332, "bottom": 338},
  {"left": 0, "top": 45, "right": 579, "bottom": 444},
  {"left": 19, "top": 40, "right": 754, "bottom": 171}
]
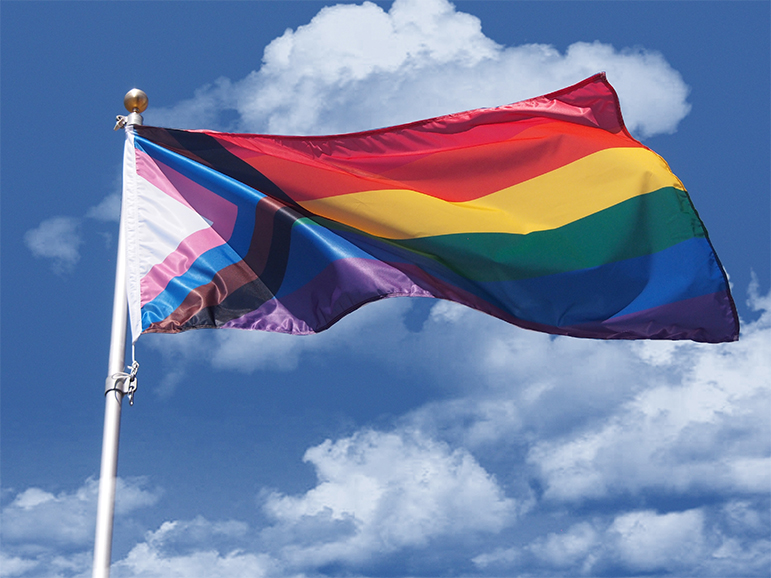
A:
[
  {"left": 142, "top": 217, "right": 374, "bottom": 329},
  {"left": 273, "top": 218, "right": 381, "bottom": 298},
  {"left": 607, "top": 238, "right": 727, "bottom": 319},
  {"left": 275, "top": 229, "right": 727, "bottom": 329},
  {"left": 140, "top": 242, "right": 244, "bottom": 330},
  {"left": 478, "top": 236, "right": 727, "bottom": 326}
]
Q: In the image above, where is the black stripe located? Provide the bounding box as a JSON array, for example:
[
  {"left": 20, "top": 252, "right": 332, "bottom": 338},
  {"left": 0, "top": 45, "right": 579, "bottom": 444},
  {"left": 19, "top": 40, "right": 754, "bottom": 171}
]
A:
[
  {"left": 136, "top": 126, "right": 297, "bottom": 206},
  {"left": 180, "top": 200, "right": 304, "bottom": 329}
]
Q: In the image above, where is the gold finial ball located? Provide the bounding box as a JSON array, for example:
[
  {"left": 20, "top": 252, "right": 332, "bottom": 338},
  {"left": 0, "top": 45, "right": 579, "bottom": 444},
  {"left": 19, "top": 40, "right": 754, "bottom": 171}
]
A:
[{"left": 124, "top": 89, "right": 148, "bottom": 114}]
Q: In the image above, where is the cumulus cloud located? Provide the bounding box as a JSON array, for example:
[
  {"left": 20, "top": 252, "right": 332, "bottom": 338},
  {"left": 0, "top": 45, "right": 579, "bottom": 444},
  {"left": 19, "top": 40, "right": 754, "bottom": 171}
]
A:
[
  {"left": 148, "top": 283, "right": 770, "bottom": 575},
  {"left": 150, "top": 287, "right": 771, "bottom": 509},
  {"left": 0, "top": 477, "right": 160, "bottom": 578},
  {"left": 143, "top": 295, "right": 418, "bottom": 395},
  {"left": 0, "top": 553, "right": 39, "bottom": 577},
  {"left": 476, "top": 500, "right": 771, "bottom": 576},
  {"left": 261, "top": 428, "right": 517, "bottom": 569},
  {"left": 474, "top": 508, "right": 709, "bottom": 575},
  {"left": 143, "top": 319, "right": 307, "bottom": 380},
  {"left": 110, "top": 517, "right": 278, "bottom": 578},
  {"left": 0, "top": 428, "right": 514, "bottom": 576},
  {"left": 527, "top": 301, "right": 771, "bottom": 502},
  {"left": 608, "top": 509, "right": 707, "bottom": 572},
  {"left": 128, "top": 281, "right": 771, "bottom": 578},
  {"left": 407, "top": 305, "right": 654, "bottom": 445},
  {"left": 87, "top": 497, "right": 766, "bottom": 578},
  {"left": 1, "top": 477, "right": 159, "bottom": 547},
  {"left": 84, "top": 192, "right": 121, "bottom": 222},
  {"left": 23, "top": 216, "right": 83, "bottom": 274},
  {"left": 24, "top": 190, "right": 121, "bottom": 274},
  {"left": 7, "top": 302, "right": 771, "bottom": 577},
  {"left": 112, "top": 544, "right": 276, "bottom": 578},
  {"left": 148, "top": 0, "right": 690, "bottom": 138}
]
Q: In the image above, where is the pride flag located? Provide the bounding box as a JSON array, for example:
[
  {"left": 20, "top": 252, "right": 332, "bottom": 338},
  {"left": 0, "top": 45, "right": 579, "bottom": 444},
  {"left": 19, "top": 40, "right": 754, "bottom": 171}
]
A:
[{"left": 122, "top": 74, "right": 739, "bottom": 343}]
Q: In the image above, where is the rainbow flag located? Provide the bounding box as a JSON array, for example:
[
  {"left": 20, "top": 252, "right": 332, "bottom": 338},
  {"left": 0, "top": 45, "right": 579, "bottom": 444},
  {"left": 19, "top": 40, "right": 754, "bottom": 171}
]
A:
[{"left": 122, "top": 74, "right": 738, "bottom": 343}]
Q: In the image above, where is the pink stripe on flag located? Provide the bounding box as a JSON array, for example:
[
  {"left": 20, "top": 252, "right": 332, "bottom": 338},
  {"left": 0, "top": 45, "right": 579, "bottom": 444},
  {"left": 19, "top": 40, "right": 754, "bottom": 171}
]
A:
[
  {"left": 140, "top": 227, "right": 228, "bottom": 304},
  {"left": 135, "top": 147, "right": 238, "bottom": 241},
  {"left": 135, "top": 148, "right": 193, "bottom": 209}
]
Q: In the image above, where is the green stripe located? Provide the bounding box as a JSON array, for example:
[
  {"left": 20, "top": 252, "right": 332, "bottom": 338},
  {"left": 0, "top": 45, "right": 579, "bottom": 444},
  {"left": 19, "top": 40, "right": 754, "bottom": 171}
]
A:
[
  {"left": 313, "top": 187, "right": 706, "bottom": 283},
  {"left": 402, "top": 187, "right": 706, "bottom": 282}
]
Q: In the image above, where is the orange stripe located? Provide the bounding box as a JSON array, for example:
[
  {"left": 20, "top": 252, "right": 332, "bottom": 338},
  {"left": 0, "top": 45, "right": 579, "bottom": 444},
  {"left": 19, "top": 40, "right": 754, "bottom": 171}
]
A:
[{"left": 215, "top": 120, "right": 643, "bottom": 203}]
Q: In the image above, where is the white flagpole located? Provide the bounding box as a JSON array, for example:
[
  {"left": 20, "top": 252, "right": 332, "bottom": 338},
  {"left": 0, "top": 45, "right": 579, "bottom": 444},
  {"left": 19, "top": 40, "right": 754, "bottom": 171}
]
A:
[{"left": 92, "top": 89, "right": 147, "bottom": 578}]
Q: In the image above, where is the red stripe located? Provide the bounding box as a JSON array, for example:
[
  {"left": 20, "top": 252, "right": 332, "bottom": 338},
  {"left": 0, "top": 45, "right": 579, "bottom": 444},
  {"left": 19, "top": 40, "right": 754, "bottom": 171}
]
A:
[{"left": 209, "top": 120, "right": 642, "bottom": 203}]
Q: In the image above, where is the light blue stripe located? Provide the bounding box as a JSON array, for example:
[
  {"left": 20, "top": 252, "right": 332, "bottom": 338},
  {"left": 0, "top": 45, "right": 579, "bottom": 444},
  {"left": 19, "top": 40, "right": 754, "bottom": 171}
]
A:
[{"left": 141, "top": 242, "right": 243, "bottom": 330}]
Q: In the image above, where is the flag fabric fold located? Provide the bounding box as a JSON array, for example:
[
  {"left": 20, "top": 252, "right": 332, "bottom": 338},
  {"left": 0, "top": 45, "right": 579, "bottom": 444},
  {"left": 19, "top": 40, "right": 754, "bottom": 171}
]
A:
[{"left": 122, "top": 73, "right": 739, "bottom": 344}]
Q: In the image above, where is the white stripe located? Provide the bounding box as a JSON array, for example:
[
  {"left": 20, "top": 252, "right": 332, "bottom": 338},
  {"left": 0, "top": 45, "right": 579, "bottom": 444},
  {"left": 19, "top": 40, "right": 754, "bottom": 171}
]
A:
[{"left": 123, "top": 129, "right": 213, "bottom": 341}]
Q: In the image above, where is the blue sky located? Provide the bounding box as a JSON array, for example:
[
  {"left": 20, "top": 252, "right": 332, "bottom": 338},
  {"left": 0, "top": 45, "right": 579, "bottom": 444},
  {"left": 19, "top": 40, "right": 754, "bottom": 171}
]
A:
[{"left": 2, "top": 1, "right": 769, "bottom": 577}]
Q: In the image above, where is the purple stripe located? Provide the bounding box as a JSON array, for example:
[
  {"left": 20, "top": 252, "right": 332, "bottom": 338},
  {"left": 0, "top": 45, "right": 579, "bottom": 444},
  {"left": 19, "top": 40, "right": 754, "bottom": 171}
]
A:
[
  {"left": 562, "top": 291, "right": 739, "bottom": 343},
  {"left": 222, "top": 258, "right": 738, "bottom": 343},
  {"left": 222, "top": 258, "right": 435, "bottom": 334},
  {"left": 220, "top": 258, "right": 567, "bottom": 335}
]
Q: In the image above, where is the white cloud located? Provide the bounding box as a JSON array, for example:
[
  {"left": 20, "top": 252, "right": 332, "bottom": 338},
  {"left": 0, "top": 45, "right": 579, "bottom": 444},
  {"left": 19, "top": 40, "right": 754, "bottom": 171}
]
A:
[
  {"left": 149, "top": 278, "right": 771, "bottom": 511},
  {"left": 210, "top": 330, "right": 314, "bottom": 373},
  {"left": 1, "top": 477, "right": 159, "bottom": 547},
  {"left": 109, "top": 517, "right": 279, "bottom": 578},
  {"left": 143, "top": 327, "right": 291, "bottom": 396},
  {"left": 528, "top": 301, "right": 771, "bottom": 502},
  {"left": 148, "top": 0, "right": 690, "bottom": 138},
  {"left": 24, "top": 216, "right": 82, "bottom": 273},
  {"left": 481, "top": 522, "right": 603, "bottom": 574},
  {"left": 748, "top": 269, "right": 771, "bottom": 312},
  {"left": 150, "top": 287, "right": 771, "bottom": 510},
  {"left": 708, "top": 528, "right": 771, "bottom": 578},
  {"left": 0, "top": 478, "right": 160, "bottom": 578},
  {"left": 528, "top": 522, "right": 599, "bottom": 569},
  {"left": 144, "top": 296, "right": 418, "bottom": 394},
  {"left": 25, "top": 188, "right": 121, "bottom": 273},
  {"left": 83, "top": 500, "right": 769, "bottom": 578},
  {"left": 474, "top": 508, "right": 717, "bottom": 575},
  {"left": 111, "top": 545, "right": 277, "bottom": 578},
  {"left": 261, "top": 428, "right": 516, "bottom": 568},
  {"left": 399, "top": 303, "right": 662, "bottom": 452},
  {"left": 85, "top": 192, "right": 120, "bottom": 222},
  {"left": 135, "top": 288, "right": 771, "bottom": 578},
  {"left": 9, "top": 487, "right": 56, "bottom": 509},
  {"left": 0, "top": 554, "right": 39, "bottom": 577},
  {"left": 609, "top": 509, "right": 707, "bottom": 572}
]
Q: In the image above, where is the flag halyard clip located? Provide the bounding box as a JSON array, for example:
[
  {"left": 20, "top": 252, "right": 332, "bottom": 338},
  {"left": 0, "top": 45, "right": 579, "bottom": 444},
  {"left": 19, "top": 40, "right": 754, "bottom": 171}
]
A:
[{"left": 105, "top": 347, "right": 140, "bottom": 406}]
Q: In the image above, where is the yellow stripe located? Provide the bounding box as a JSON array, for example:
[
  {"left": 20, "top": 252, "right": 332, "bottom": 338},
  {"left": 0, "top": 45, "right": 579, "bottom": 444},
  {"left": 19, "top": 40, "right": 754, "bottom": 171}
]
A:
[{"left": 299, "top": 147, "right": 685, "bottom": 239}]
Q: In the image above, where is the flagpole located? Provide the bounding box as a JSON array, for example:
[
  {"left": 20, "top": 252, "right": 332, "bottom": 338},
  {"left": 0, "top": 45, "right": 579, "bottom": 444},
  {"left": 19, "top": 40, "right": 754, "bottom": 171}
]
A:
[{"left": 92, "top": 89, "right": 147, "bottom": 578}]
